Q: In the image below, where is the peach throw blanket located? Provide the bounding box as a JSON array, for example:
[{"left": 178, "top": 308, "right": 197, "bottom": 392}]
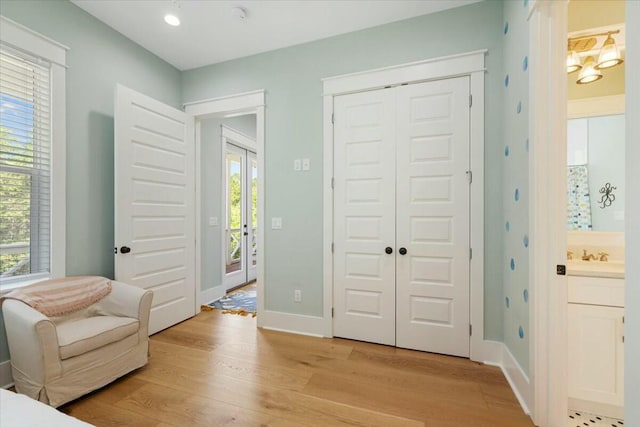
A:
[{"left": 1, "top": 276, "right": 112, "bottom": 317}]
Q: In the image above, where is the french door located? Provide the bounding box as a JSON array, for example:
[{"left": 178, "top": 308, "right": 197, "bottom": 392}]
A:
[
  {"left": 333, "top": 77, "right": 471, "bottom": 357},
  {"left": 224, "top": 143, "right": 257, "bottom": 290}
]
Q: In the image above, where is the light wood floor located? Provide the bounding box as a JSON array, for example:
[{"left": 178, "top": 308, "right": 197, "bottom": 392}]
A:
[{"left": 61, "top": 310, "right": 534, "bottom": 426}]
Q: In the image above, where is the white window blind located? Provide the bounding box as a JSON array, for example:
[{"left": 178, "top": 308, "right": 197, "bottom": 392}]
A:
[{"left": 0, "top": 46, "right": 51, "bottom": 279}]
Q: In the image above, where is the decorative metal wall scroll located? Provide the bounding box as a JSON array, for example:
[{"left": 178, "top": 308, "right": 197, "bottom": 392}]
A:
[{"left": 598, "top": 182, "right": 616, "bottom": 209}]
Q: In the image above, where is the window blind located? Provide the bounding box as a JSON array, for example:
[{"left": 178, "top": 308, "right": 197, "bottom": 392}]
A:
[{"left": 0, "top": 46, "right": 51, "bottom": 279}]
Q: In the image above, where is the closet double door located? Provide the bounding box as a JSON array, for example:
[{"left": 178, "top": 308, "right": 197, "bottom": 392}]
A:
[{"left": 333, "top": 77, "right": 471, "bottom": 357}]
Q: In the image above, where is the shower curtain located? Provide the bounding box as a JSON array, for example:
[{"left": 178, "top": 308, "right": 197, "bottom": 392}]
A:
[{"left": 567, "top": 165, "right": 592, "bottom": 230}]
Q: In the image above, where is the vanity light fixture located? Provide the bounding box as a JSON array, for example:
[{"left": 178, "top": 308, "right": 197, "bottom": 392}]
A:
[
  {"left": 567, "top": 29, "right": 623, "bottom": 84},
  {"left": 566, "top": 49, "right": 582, "bottom": 73},
  {"left": 596, "top": 33, "right": 624, "bottom": 69},
  {"left": 576, "top": 56, "right": 603, "bottom": 85}
]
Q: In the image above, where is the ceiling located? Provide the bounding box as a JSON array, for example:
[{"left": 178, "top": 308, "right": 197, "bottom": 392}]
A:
[{"left": 71, "top": 0, "right": 481, "bottom": 71}]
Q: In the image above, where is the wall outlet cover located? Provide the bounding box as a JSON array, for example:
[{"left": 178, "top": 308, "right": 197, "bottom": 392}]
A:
[
  {"left": 302, "top": 158, "right": 310, "bottom": 171},
  {"left": 294, "top": 289, "right": 302, "bottom": 302},
  {"left": 294, "top": 159, "right": 301, "bottom": 171},
  {"left": 209, "top": 217, "right": 218, "bottom": 226}
]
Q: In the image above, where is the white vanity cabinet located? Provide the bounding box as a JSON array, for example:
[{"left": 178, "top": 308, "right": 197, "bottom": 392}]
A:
[{"left": 568, "top": 275, "right": 624, "bottom": 417}]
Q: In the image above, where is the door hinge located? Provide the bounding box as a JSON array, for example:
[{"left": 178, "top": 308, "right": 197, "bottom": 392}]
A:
[
  {"left": 469, "top": 248, "right": 473, "bottom": 260},
  {"left": 331, "top": 113, "right": 335, "bottom": 124},
  {"left": 331, "top": 242, "right": 334, "bottom": 253},
  {"left": 469, "top": 94, "right": 472, "bottom": 108},
  {"left": 331, "top": 177, "right": 335, "bottom": 189},
  {"left": 469, "top": 324, "right": 472, "bottom": 336},
  {"left": 114, "top": 247, "right": 118, "bottom": 254},
  {"left": 332, "top": 307, "right": 334, "bottom": 318},
  {"left": 466, "top": 170, "right": 472, "bottom": 184}
]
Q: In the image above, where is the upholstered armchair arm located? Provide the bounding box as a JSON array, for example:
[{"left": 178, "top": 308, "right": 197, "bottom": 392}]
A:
[
  {"left": 94, "top": 281, "right": 153, "bottom": 336},
  {"left": 2, "top": 300, "right": 62, "bottom": 396}
]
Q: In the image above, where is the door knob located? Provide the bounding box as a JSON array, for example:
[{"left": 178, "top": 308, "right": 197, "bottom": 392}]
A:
[
  {"left": 120, "top": 246, "right": 131, "bottom": 254},
  {"left": 399, "top": 247, "right": 407, "bottom": 255},
  {"left": 385, "top": 247, "right": 393, "bottom": 254}
]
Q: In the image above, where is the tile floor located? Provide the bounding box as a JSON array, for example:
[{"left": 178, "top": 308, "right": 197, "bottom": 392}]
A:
[{"left": 568, "top": 410, "right": 624, "bottom": 427}]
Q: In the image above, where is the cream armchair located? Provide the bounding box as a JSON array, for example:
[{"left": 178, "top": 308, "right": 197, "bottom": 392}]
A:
[{"left": 2, "top": 281, "right": 152, "bottom": 408}]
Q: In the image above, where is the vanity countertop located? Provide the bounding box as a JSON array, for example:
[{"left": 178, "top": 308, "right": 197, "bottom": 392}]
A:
[{"left": 567, "top": 260, "right": 625, "bottom": 279}]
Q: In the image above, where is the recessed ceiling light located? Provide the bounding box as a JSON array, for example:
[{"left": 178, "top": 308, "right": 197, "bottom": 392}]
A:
[{"left": 164, "top": 14, "right": 180, "bottom": 26}]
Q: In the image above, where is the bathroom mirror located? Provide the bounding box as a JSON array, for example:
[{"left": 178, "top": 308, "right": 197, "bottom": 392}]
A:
[{"left": 567, "top": 113, "right": 625, "bottom": 232}]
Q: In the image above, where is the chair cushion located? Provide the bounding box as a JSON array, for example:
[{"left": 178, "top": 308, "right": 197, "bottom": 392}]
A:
[{"left": 56, "top": 316, "right": 139, "bottom": 360}]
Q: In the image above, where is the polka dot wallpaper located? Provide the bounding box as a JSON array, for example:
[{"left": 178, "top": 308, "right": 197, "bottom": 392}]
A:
[{"left": 503, "top": 0, "right": 530, "bottom": 374}]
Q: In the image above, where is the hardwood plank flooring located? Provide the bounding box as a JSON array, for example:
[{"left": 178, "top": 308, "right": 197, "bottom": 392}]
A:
[{"left": 61, "top": 310, "right": 534, "bottom": 426}]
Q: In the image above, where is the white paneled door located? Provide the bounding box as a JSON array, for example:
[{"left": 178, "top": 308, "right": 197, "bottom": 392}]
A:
[
  {"left": 333, "top": 88, "right": 397, "bottom": 346},
  {"left": 395, "top": 78, "right": 470, "bottom": 357},
  {"left": 115, "top": 85, "right": 196, "bottom": 335},
  {"left": 333, "top": 77, "right": 471, "bottom": 356}
]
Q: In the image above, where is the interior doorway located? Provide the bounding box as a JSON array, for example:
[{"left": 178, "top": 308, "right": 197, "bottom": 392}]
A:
[
  {"left": 185, "top": 90, "right": 265, "bottom": 322},
  {"left": 223, "top": 130, "right": 258, "bottom": 291}
]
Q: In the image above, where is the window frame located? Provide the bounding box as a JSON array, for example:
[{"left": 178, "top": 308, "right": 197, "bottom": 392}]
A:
[{"left": 0, "top": 16, "right": 67, "bottom": 291}]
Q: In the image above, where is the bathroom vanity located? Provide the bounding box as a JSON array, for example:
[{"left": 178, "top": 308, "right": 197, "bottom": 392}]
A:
[{"left": 567, "top": 233, "right": 625, "bottom": 419}]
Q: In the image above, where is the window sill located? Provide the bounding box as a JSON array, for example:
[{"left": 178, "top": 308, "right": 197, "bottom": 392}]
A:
[{"left": 0, "top": 275, "right": 50, "bottom": 296}]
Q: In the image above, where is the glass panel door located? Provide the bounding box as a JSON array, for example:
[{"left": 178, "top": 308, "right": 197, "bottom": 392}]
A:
[
  {"left": 224, "top": 144, "right": 246, "bottom": 289},
  {"left": 247, "top": 151, "right": 258, "bottom": 282}
]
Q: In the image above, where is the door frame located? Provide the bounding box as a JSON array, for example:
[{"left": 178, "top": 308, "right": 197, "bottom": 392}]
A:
[
  {"left": 321, "top": 50, "right": 486, "bottom": 360},
  {"left": 221, "top": 125, "right": 257, "bottom": 290},
  {"left": 527, "top": 1, "right": 568, "bottom": 425},
  {"left": 184, "top": 90, "right": 266, "bottom": 325}
]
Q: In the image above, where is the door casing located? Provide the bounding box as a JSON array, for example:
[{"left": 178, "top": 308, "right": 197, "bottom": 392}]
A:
[
  {"left": 322, "top": 51, "right": 486, "bottom": 361},
  {"left": 184, "top": 90, "right": 266, "bottom": 325}
]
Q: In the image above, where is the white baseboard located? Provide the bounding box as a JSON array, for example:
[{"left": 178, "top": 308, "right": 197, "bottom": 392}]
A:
[
  {"left": 481, "top": 339, "right": 504, "bottom": 363},
  {"left": 1, "top": 360, "right": 13, "bottom": 389},
  {"left": 199, "top": 285, "right": 225, "bottom": 308},
  {"left": 482, "top": 340, "right": 533, "bottom": 416},
  {"left": 260, "top": 310, "right": 327, "bottom": 337}
]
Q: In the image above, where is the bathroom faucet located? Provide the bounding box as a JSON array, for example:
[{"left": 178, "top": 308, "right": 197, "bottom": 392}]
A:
[
  {"left": 567, "top": 251, "right": 574, "bottom": 260},
  {"left": 582, "top": 250, "right": 596, "bottom": 261},
  {"left": 598, "top": 252, "right": 609, "bottom": 262}
]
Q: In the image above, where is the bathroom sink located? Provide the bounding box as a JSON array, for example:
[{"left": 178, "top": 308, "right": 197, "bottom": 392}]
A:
[{"left": 567, "top": 260, "right": 625, "bottom": 278}]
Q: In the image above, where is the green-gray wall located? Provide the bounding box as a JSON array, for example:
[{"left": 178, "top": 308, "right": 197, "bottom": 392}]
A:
[
  {"left": 501, "top": 0, "right": 530, "bottom": 375},
  {"left": 181, "top": 0, "right": 505, "bottom": 339},
  {"left": 201, "top": 115, "right": 256, "bottom": 294},
  {"left": 0, "top": 0, "right": 180, "bottom": 364}
]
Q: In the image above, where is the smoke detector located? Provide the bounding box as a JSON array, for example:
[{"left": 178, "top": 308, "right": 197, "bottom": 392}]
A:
[{"left": 231, "top": 6, "right": 247, "bottom": 20}]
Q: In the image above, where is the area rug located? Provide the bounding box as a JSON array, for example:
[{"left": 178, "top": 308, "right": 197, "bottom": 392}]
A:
[{"left": 204, "top": 286, "right": 256, "bottom": 317}]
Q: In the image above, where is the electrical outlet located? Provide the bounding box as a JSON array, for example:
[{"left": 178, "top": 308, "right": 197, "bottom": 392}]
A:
[
  {"left": 302, "top": 158, "right": 310, "bottom": 171},
  {"left": 209, "top": 217, "right": 218, "bottom": 226},
  {"left": 294, "top": 289, "right": 302, "bottom": 303},
  {"left": 271, "top": 217, "right": 282, "bottom": 229},
  {"left": 294, "top": 159, "right": 301, "bottom": 171}
]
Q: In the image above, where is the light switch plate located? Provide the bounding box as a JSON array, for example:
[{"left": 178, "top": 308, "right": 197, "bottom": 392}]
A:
[
  {"left": 272, "top": 217, "right": 282, "bottom": 229},
  {"left": 294, "top": 159, "right": 301, "bottom": 171},
  {"left": 302, "top": 158, "right": 310, "bottom": 171}
]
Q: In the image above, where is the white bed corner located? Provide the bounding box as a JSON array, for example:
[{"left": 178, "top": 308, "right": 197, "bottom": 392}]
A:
[{"left": 0, "top": 389, "right": 94, "bottom": 427}]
